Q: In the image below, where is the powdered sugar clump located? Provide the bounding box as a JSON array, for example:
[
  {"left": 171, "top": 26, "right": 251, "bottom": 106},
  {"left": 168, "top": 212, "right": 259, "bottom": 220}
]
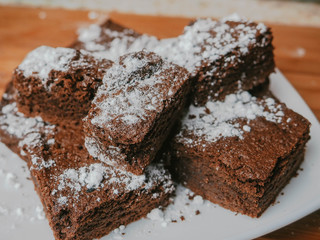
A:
[
  {"left": 17, "top": 46, "right": 76, "bottom": 85},
  {"left": 5, "top": 172, "right": 22, "bottom": 189},
  {"left": 146, "top": 185, "right": 206, "bottom": 227},
  {"left": 177, "top": 91, "right": 284, "bottom": 144},
  {"left": 147, "top": 208, "right": 164, "bottom": 221},
  {"left": 55, "top": 163, "right": 174, "bottom": 206},
  {"left": 221, "top": 13, "right": 244, "bottom": 22},
  {"left": 78, "top": 24, "right": 104, "bottom": 51}
]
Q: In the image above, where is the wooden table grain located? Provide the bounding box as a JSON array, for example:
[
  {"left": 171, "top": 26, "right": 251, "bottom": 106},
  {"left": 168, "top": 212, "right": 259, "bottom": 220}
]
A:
[{"left": 0, "top": 6, "right": 319, "bottom": 240}]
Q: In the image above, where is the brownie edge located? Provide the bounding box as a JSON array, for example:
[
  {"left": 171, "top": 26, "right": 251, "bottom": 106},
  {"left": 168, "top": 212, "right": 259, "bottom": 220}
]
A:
[
  {"left": 170, "top": 91, "right": 311, "bottom": 217},
  {"left": 13, "top": 46, "right": 113, "bottom": 125}
]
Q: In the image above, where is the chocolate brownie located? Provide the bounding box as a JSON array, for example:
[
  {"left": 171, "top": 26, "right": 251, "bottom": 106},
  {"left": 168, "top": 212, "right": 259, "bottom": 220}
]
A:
[
  {"left": 155, "top": 15, "right": 275, "bottom": 105},
  {"left": 0, "top": 87, "right": 174, "bottom": 240},
  {"left": 71, "top": 19, "right": 159, "bottom": 61},
  {"left": 84, "top": 50, "right": 192, "bottom": 175},
  {"left": 170, "top": 90, "right": 310, "bottom": 217},
  {"left": 71, "top": 16, "right": 274, "bottom": 106},
  {"left": 13, "top": 46, "right": 113, "bottom": 125}
]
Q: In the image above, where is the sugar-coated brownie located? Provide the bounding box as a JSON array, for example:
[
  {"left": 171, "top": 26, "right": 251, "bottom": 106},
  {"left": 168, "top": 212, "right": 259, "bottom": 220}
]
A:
[
  {"left": 0, "top": 87, "right": 174, "bottom": 240},
  {"left": 13, "top": 46, "right": 113, "bottom": 125},
  {"left": 155, "top": 15, "right": 275, "bottom": 105},
  {"left": 71, "top": 16, "right": 274, "bottom": 106},
  {"left": 71, "top": 19, "right": 158, "bottom": 61},
  {"left": 84, "top": 50, "right": 191, "bottom": 175},
  {"left": 170, "top": 91, "right": 310, "bottom": 217}
]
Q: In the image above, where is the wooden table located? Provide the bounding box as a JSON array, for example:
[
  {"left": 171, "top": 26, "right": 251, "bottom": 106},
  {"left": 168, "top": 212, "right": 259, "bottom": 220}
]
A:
[{"left": 0, "top": 6, "right": 319, "bottom": 240}]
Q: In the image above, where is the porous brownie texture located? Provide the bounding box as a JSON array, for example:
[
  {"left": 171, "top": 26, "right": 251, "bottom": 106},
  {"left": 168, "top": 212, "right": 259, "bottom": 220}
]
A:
[
  {"left": 170, "top": 91, "right": 310, "bottom": 217},
  {"left": 0, "top": 85, "right": 174, "bottom": 240},
  {"left": 84, "top": 50, "right": 192, "bottom": 175},
  {"left": 13, "top": 46, "right": 113, "bottom": 125},
  {"left": 155, "top": 15, "right": 275, "bottom": 105}
]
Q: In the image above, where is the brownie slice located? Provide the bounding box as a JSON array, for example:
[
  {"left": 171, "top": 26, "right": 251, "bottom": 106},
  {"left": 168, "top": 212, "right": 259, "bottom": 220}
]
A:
[
  {"left": 70, "top": 19, "right": 159, "bottom": 61},
  {"left": 71, "top": 16, "right": 274, "bottom": 106},
  {"left": 170, "top": 91, "right": 310, "bottom": 217},
  {"left": 13, "top": 46, "right": 113, "bottom": 125},
  {"left": 83, "top": 50, "right": 192, "bottom": 175},
  {"left": 155, "top": 15, "right": 275, "bottom": 105},
  {"left": 0, "top": 88, "right": 174, "bottom": 240}
]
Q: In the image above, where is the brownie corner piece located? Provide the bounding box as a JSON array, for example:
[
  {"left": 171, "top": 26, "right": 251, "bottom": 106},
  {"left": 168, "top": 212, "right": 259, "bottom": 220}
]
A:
[
  {"left": 171, "top": 91, "right": 310, "bottom": 217},
  {"left": 12, "top": 45, "right": 113, "bottom": 124},
  {"left": 83, "top": 50, "right": 192, "bottom": 175}
]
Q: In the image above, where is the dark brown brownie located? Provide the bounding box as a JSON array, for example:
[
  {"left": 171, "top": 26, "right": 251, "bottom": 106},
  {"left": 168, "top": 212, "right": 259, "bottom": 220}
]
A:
[
  {"left": 155, "top": 15, "right": 275, "bottom": 105},
  {"left": 12, "top": 46, "right": 113, "bottom": 125},
  {"left": 170, "top": 90, "right": 310, "bottom": 217},
  {"left": 0, "top": 87, "right": 174, "bottom": 240},
  {"left": 70, "top": 19, "right": 158, "bottom": 61},
  {"left": 83, "top": 50, "right": 192, "bottom": 175},
  {"left": 71, "top": 17, "right": 274, "bottom": 106}
]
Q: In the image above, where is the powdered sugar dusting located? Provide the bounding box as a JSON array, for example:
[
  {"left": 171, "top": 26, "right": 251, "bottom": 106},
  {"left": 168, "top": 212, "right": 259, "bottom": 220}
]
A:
[
  {"left": 177, "top": 91, "right": 284, "bottom": 144},
  {"left": 146, "top": 185, "right": 206, "bottom": 227},
  {"left": 0, "top": 102, "right": 56, "bottom": 170},
  {"left": 154, "top": 17, "right": 269, "bottom": 75},
  {"left": 17, "top": 46, "right": 76, "bottom": 85},
  {"left": 16, "top": 46, "right": 102, "bottom": 91},
  {"left": 89, "top": 51, "right": 187, "bottom": 132},
  {"left": 0, "top": 100, "right": 174, "bottom": 208},
  {"left": 0, "top": 102, "right": 44, "bottom": 139},
  {"left": 78, "top": 24, "right": 103, "bottom": 47},
  {"left": 55, "top": 163, "right": 174, "bottom": 206},
  {"left": 75, "top": 15, "right": 269, "bottom": 84},
  {"left": 84, "top": 136, "right": 128, "bottom": 169},
  {"left": 221, "top": 13, "right": 244, "bottom": 22},
  {"left": 76, "top": 23, "right": 158, "bottom": 61}
]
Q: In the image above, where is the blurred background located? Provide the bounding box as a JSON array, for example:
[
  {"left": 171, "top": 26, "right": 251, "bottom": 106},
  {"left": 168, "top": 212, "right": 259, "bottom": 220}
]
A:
[{"left": 0, "top": 0, "right": 320, "bottom": 26}]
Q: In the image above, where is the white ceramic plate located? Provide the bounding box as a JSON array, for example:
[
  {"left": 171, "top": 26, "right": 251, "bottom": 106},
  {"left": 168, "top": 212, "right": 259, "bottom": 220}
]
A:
[{"left": 0, "top": 69, "right": 319, "bottom": 240}]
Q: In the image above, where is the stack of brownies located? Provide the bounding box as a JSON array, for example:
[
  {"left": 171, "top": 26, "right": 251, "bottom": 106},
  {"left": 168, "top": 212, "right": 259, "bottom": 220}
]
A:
[{"left": 0, "top": 14, "right": 310, "bottom": 240}]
